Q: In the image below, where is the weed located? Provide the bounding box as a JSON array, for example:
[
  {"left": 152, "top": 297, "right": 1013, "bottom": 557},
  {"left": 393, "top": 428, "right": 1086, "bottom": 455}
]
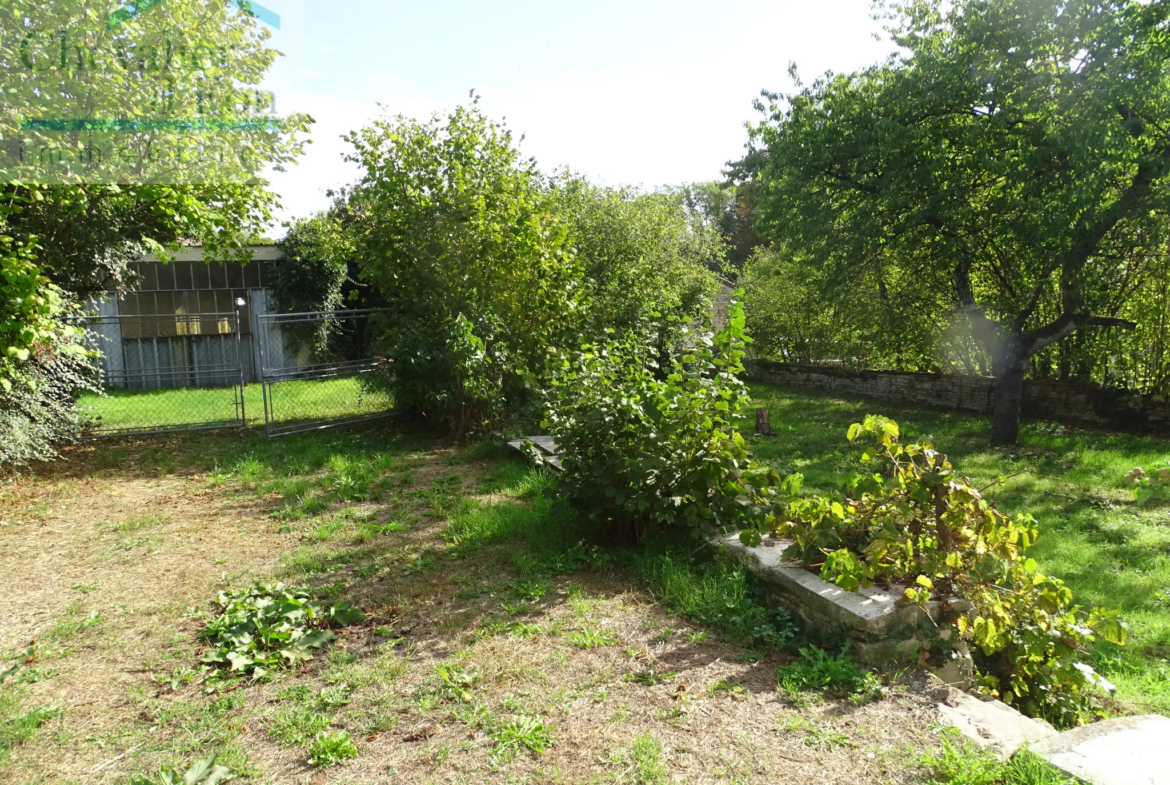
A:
[
  {"left": 612, "top": 734, "right": 666, "bottom": 785},
  {"left": 318, "top": 683, "right": 352, "bottom": 709},
  {"left": 568, "top": 626, "right": 618, "bottom": 649},
  {"left": 491, "top": 715, "right": 553, "bottom": 763},
  {"left": 777, "top": 646, "right": 883, "bottom": 703},
  {"left": 307, "top": 730, "right": 358, "bottom": 767},
  {"left": 914, "top": 732, "right": 1076, "bottom": 785},
  {"left": 44, "top": 603, "right": 102, "bottom": 643},
  {"left": 706, "top": 676, "right": 745, "bottom": 699},
  {"left": 781, "top": 717, "right": 856, "bottom": 750},
  {"left": 127, "top": 753, "right": 231, "bottom": 785},
  {"left": 627, "top": 668, "right": 678, "bottom": 687},
  {"left": 268, "top": 705, "right": 331, "bottom": 747},
  {"left": 435, "top": 664, "right": 481, "bottom": 702},
  {"left": 403, "top": 554, "right": 439, "bottom": 575},
  {"left": 507, "top": 580, "right": 550, "bottom": 601},
  {"left": 198, "top": 583, "right": 364, "bottom": 677},
  {"left": 0, "top": 685, "right": 58, "bottom": 766},
  {"left": 506, "top": 622, "right": 542, "bottom": 640}
]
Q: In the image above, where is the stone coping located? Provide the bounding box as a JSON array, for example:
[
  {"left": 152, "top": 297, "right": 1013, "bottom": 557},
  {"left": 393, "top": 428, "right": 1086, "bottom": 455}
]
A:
[
  {"left": 1031, "top": 714, "right": 1170, "bottom": 785},
  {"left": 714, "top": 532, "right": 921, "bottom": 636}
]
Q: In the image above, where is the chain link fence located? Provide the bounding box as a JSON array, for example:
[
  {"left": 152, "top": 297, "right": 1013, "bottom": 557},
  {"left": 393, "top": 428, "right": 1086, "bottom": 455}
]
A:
[
  {"left": 256, "top": 309, "right": 394, "bottom": 437},
  {"left": 78, "top": 312, "right": 247, "bottom": 436}
]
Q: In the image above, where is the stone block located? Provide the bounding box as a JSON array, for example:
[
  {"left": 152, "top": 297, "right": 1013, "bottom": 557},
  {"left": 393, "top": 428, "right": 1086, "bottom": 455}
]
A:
[
  {"left": 936, "top": 692, "right": 1057, "bottom": 758},
  {"left": 1030, "top": 714, "right": 1170, "bottom": 785},
  {"left": 853, "top": 637, "right": 919, "bottom": 667},
  {"left": 715, "top": 533, "right": 922, "bottom": 636}
]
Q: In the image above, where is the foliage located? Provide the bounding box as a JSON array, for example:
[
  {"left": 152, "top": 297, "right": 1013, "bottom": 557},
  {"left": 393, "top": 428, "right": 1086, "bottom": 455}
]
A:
[
  {"left": 491, "top": 714, "right": 553, "bottom": 762},
  {"left": 767, "top": 416, "right": 1128, "bottom": 726},
  {"left": 629, "top": 551, "right": 801, "bottom": 649},
  {"left": 543, "top": 297, "right": 787, "bottom": 542},
  {"left": 1124, "top": 461, "right": 1170, "bottom": 506},
  {"left": 306, "top": 730, "right": 358, "bottom": 767},
  {"left": 274, "top": 212, "right": 352, "bottom": 315},
  {"left": 2, "top": 0, "right": 309, "bottom": 191},
  {"left": 776, "top": 646, "right": 883, "bottom": 704},
  {"left": 744, "top": 0, "right": 1170, "bottom": 444},
  {"left": 128, "top": 754, "right": 232, "bottom": 785},
  {"left": 198, "top": 583, "right": 364, "bottom": 679},
  {"left": 742, "top": 244, "right": 974, "bottom": 373},
  {"left": 914, "top": 732, "right": 1077, "bottom": 785},
  {"left": 0, "top": 219, "right": 99, "bottom": 467},
  {"left": 345, "top": 98, "right": 581, "bottom": 435},
  {"left": 551, "top": 175, "right": 718, "bottom": 339}
]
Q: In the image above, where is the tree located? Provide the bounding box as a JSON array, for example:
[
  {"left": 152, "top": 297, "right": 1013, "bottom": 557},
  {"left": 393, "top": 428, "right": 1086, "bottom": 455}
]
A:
[
  {"left": 0, "top": 0, "right": 309, "bottom": 463},
  {"left": 551, "top": 175, "right": 719, "bottom": 337},
  {"left": 344, "top": 99, "right": 582, "bottom": 435},
  {"left": 746, "top": 0, "right": 1170, "bottom": 444},
  {"left": 2, "top": 182, "right": 283, "bottom": 299},
  {"left": 1, "top": 0, "right": 310, "bottom": 299}
]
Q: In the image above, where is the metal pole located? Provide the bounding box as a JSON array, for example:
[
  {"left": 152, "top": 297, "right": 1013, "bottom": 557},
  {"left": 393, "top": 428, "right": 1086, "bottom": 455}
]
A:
[{"left": 233, "top": 311, "right": 246, "bottom": 427}]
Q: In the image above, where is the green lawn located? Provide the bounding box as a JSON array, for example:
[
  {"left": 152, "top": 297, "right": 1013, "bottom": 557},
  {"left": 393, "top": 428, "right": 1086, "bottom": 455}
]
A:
[
  {"left": 77, "top": 378, "right": 392, "bottom": 433},
  {"left": 747, "top": 381, "right": 1170, "bottom": 717}
]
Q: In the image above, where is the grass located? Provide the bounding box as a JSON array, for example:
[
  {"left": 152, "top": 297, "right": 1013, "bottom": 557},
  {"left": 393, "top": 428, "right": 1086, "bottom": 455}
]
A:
[
  {"left": 10, "top": 391, "right": 1160, "bottom": 782},
  {"left": 914, "top": 732, "right": 1076, "bottom": 785},
  {"left": 748, "top": 381, "right": 1170, "bottom": 717},
  {"left": 76, "top": 377, "right": 391, "bottom": 433}
]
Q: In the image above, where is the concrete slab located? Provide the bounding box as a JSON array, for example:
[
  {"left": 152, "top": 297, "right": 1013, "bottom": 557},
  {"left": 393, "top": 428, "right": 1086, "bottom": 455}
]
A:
[
  {"left": 936, "top": 691, "right": 1056, "bottom": 758},
  {"left": 1030, "top": 714, "right": 1170, "bottom": 785},
  {"left": 716, "top": 533, "right": 921, "bottom": 635},
  {"left": 507, "top": 437, "right": 563, "bottom": 472}
]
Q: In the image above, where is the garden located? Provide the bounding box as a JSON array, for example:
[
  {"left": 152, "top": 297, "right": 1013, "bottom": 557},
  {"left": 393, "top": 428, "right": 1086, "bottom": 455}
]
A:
[
  {"left": 9, "top": 380, "right": 1166, "bottom": 784},
  {"left": 4, "top": 0, "right": 1170, "bottom": 783}
]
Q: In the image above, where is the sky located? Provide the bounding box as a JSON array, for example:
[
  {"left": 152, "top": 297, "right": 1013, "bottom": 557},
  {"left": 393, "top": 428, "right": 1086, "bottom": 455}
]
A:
[{"left": 260, "top": 0, "right": 894, "bottom": 227}]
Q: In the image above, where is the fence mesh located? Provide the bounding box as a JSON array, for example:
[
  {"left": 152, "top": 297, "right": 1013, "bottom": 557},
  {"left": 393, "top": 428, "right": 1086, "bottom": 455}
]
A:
[
  {"left": 78, "top": 313, "right": 246, "bottom": 436},
  {"left": 256, "top": 309, "right": 394, "bottom": 436}
]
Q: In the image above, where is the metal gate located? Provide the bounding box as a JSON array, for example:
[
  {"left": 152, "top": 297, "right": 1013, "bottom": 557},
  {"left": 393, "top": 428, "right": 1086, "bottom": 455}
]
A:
[
  {"left": 256, "top": 308, "right": 394, "bottom": 437},
  {"left": 80, "top": 312, "right": 247, "bottom": 436}
]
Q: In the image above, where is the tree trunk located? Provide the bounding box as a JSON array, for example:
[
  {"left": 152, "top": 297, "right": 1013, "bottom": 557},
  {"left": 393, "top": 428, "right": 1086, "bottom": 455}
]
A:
[{"left": 990, "top": 340, "right": 1028, "bottom": 446}]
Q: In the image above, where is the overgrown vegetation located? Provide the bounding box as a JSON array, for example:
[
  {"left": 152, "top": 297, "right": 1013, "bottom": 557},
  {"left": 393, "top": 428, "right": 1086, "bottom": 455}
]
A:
[
  {"left": 738, "top": 0, "right": 1170, "bottom": 443},
  {"left": 914, "top": 733, "right": 1076, "bottom": 785},
  {"left": 544, "top": 298, "right": 783, "bottom": 542},
  {"left": 758, "top": 415, "right": 1127, "bottom": 726},
  {"left": 198, "top": 583, "right": 364, "bottom": 680},
  {"left": 748, "top": 383, "right": 1170, "bottom": 718}
]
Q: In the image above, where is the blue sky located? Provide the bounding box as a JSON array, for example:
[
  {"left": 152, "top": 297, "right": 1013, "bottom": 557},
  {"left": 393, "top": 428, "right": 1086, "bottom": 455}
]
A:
[{"left": 262, "top": 0, "right": 892, "bottom": 225}]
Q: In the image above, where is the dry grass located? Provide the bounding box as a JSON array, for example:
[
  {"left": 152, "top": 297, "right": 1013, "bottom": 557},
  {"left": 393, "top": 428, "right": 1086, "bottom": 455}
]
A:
[{"left": 1, "top": 430, "right": 951, "bottom": 784}]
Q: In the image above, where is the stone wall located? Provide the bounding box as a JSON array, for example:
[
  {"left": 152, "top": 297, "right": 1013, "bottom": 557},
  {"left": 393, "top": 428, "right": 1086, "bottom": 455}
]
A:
[{"left": 747, "top": 359, "right": 1170, "bottom": 434}]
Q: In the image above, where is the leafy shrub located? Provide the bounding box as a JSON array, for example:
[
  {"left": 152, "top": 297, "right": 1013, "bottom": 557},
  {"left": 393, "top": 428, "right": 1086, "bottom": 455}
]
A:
[
  {"left": 198, "top": 583, "right": 364, "bottom": 679},
  {"left": 777, "top": 646, "right": 882, "bottom": 704},
  {"left": 550, "top": 175, "right": 718, "bottom": 339},
  {"left": 1124, "top": 461, "right": 1170, "bottom": 506},
  {"left": 544, "top": 297, "right": 787, "bottom": 542},
  {"left": 128, "top": 754, "right": 232, "bottom": 785},
  {"left": 1, "top": 234, "right": 98, "bottom": 468},
  {"left": 306, "top": 730, "right": 358, "bottom": 767},
  {"left": 765, "top": 416, "right": 1127, "bottom": 727},
  {"left": 345, "top": 100, "right": 582, "bottom": 436}
]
